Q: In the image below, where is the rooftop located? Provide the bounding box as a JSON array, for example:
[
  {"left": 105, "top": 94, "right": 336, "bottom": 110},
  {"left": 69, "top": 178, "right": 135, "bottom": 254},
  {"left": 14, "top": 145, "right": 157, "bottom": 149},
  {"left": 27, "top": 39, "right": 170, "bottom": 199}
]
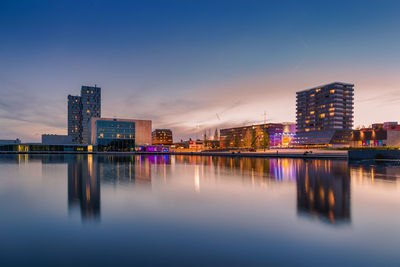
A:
[{"left": 297, "top": 82, "right": 354, "bottom": 93}]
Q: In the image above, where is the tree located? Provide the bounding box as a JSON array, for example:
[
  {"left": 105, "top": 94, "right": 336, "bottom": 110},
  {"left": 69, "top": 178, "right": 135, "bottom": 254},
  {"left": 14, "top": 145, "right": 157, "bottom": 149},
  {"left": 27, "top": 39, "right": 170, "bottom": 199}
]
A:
[
  {"left": 262, "top": 129, "right": 270, "bottom": 151},
  {"left": 233, "top": 134, "right": 240, "bottom": 148},
  {"left": 243, "top": 129, "right": 252, "bottom": 148},
  {"left": 251, "top": 128, "right": 258, "bottom": 149}
]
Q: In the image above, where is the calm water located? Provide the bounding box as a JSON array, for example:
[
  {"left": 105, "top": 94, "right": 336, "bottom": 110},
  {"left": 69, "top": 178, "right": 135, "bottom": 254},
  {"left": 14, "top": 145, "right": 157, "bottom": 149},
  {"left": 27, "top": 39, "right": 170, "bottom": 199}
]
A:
[{"left": 0, "top": 154, "right": 399, "bottom": 266}]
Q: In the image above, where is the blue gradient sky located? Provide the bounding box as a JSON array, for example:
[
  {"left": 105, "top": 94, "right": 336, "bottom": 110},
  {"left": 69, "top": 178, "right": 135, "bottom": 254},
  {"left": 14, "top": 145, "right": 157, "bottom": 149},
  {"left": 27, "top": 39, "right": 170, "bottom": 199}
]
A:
[{"left": 1, "top": 0, "right": 400, "bottom": 141}]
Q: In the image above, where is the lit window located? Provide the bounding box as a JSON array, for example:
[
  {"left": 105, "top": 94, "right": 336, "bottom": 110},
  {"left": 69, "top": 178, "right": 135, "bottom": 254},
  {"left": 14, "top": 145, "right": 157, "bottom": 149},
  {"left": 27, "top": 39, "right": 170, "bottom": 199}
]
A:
[
  {"left": 330, "top": 89, "right": 335, "bottom": 94},
  {"left": 320, "top": 113, "right": 325, "bottom": 118}
]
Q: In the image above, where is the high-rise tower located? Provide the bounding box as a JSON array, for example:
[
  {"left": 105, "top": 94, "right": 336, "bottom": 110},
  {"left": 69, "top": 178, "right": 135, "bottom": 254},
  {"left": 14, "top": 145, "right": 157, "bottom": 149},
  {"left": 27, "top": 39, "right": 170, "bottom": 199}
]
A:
[
  {"left": 295, "top": 82, "right": 354, "bottom": 146},
  {"left": 81, "top": 86, "right": 101, "bottom": 144},
  {"left": 67, "top": 85, "right": 101, "bottom": 144},
  {"left": 67, "top": 95, "right": 82, "bottom": 144}
]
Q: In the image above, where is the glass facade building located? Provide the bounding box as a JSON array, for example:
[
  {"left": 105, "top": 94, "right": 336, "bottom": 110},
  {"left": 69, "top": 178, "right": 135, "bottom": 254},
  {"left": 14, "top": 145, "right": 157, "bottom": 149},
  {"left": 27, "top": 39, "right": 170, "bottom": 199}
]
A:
[{"left": 89, "top": 118, "right": 135, "bottom": 152}]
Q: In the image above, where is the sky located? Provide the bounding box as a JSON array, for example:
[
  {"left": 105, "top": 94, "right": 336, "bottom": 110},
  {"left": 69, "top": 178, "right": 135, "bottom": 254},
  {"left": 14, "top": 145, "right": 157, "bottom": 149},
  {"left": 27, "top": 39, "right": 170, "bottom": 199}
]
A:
[{"left": 1, "top": 0, "right": 400, "bottom": 142}]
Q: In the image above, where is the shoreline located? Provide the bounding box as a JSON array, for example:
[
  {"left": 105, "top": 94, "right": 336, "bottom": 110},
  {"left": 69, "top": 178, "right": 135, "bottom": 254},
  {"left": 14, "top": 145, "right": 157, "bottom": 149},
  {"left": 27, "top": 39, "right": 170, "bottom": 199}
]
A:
[{"left": 0, "top": 150, "right": 348, "bottom": 159}]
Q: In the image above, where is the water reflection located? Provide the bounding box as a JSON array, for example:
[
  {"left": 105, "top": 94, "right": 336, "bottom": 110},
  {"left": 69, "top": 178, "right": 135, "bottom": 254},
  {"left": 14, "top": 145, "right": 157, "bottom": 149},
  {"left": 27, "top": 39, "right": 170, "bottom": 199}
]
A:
[
  {"left": 2, "top": 154, "right": 399, "bottom": 226},
  {"left": 296, "top": 160, "right": 351, "bottom": 224},
  {"left": 174, "top": 155, "right": 297, "bottom": 182},
  {"left": 349, "top": 160, "right": 400, "bottom": 182},
  {"left": 67, "top": 155, "right": 100, "bottom": 221},
  {"left": 66, "top": 155, "right": 157, "bottom": 221}
]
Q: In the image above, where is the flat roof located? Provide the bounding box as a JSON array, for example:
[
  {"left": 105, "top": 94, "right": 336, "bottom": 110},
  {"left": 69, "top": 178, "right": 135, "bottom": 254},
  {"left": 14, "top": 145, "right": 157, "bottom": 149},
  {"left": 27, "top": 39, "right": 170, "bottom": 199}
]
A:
[
  {"left": 90, "top": 117, "right": 151, "bottom": 123},
  {"left": 297, "top": 82, "right": 354, "bottom": 93},
  {"left": 220, "top": 123, "right": 284, "bottom": 131}
]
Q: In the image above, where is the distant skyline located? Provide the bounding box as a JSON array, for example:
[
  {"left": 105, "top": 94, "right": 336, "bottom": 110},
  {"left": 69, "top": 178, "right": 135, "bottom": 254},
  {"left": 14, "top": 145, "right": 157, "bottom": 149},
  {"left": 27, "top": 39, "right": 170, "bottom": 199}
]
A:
[{"left": 1, "top": 0, "right": 400, "bottom": 142}]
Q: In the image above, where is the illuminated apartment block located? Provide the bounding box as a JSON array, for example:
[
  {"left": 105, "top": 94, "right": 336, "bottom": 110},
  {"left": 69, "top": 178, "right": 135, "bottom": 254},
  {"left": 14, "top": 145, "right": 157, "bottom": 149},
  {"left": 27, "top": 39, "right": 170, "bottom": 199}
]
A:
[
  {"left": 81, "top": 86, "right": 101, "bottom": 144},
  {"left": 295, "top": 82, "right": 354, "bottom": 147},
  {"left": 152, "top": 129, "right": 173, "bottom": 145},
  {"left": 67, "top": 85, "right": 101, "bottom": 144},
  {"left": 67, "top": 95, "right": 82, "bottom": 143}
]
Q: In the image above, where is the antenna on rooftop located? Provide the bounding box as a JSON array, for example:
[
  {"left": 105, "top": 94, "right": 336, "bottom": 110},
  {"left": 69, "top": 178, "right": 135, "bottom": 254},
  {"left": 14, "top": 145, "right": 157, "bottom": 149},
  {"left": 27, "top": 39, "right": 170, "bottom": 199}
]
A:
[{"left": 264, "top": 111, "right": 267, "bottom": 125}]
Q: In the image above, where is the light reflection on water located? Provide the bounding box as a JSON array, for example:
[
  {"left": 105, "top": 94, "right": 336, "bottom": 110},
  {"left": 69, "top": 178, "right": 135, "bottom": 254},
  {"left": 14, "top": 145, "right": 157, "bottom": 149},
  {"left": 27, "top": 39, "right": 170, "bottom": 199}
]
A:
[{"left": 0, "top": 154, "right": 400, "bottom": 266}]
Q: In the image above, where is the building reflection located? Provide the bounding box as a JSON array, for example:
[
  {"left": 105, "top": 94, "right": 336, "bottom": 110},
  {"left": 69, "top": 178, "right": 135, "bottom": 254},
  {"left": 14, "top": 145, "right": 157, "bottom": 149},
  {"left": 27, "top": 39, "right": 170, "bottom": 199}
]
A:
[
  {"left": 173, "top": 155, "right": 297, "bottom": 183},
  {"left": 67, "top": 155, "right": 100, "bottom": 221},
  {"left": 66, "top": 155, "right": 153, "bottom": 221},
  {"left": 349, "top": 160, "right": 400, "bottom": 182},
  {"left": 296, "top": 160, "right": 351, "bottom": 224}
]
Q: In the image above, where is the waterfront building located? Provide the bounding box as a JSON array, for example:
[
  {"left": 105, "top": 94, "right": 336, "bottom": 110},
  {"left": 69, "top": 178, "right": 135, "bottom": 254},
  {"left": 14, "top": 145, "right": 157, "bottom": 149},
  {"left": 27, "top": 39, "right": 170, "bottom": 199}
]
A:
[
  {"left": 0, "top": 139, "right": 21, "bottom": 145},
  {"left": 67, "top": 95, "right": 82, "bottom": 143},
  {"left": 81, "top": 86, "right": 101, "bottom": 144},
  {"left": 132, "top": 119, "right": 152, "bottom": 145},
  {"left": 67, "top": 85, "right": 101, "bottom": 144},
  {"left": 0, "top": 143, "right": 91, "bottom": 152},
  {"left": 42, "top": 134, "right": 73, "bottom": 145},
  {"left": 295, "top": 82, "right": 354, "bottom": 147},
  {"left": 88, "top": 118, "right": 135, "bottom": 152},
  {"left": 152, "top": 129, "right": 173, "bottom": 145},
  {"left": 281, "top": 122, "right": 297, "bottom": 147},
  {"left": 189, "top": 140, "right": 205, "bottom": 150},
  {"left": 219, "top": 123, "right": 291, "bottom": 149},
  {"left": 350, "top": 122, "right": 400, "bottom": 147}
]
